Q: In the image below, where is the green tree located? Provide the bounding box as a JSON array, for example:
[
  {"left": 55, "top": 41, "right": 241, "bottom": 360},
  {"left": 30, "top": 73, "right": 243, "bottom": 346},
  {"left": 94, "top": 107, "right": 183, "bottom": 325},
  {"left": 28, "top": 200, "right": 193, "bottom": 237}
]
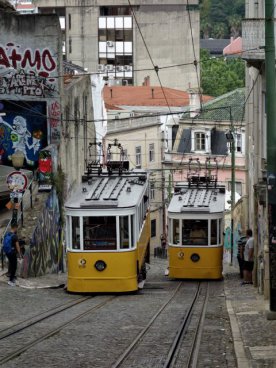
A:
[
  {"left": 228, "top": 15, "right": 242, "bottom": 38},
  {"left": 212, "top": 22, "right": 228, "bottom": 38},
  {"left": 200, "top": 49, "right": 245, "bottom": 96}
]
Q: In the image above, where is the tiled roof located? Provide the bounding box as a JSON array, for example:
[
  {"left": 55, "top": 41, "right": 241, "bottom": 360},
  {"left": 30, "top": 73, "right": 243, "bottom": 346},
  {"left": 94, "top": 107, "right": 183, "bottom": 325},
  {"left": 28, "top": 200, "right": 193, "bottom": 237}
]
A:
[
  {"left": 182, "top": 88, "right": 245, "bottom": 122},
  {"left": 223, "top": 37, "right": 242, "bottom": 56},
  {"left": 103, "top": 86, "right": 212, "bottom": 108}
]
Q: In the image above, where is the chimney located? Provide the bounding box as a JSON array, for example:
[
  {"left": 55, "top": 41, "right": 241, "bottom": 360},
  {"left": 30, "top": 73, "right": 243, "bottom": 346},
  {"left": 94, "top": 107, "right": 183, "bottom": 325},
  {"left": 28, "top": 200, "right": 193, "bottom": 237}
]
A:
[
  {"left": 188, "top": 87, "right": 201, "bottom": 118},
  {"left": 142, "top": 76, "right": 150, "bottom": 86}
]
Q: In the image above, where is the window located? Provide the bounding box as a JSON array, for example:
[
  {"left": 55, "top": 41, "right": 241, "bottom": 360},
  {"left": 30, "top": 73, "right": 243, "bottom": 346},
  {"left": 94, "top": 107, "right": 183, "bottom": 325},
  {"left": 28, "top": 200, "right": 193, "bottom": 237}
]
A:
[
  {"left": 191, "top": 129, "right": 210, "bottom": 153},
  {"left": 68, "top": 13, "right": 71, "bottom": 30},
  {"left": 195, "top": 132, "right": 206, "bottom": 151},
  {"left": 236, "top": 133, "right": 242, "bottom": 153},
  {"left": 72, "top": 217, "right": 80, "bottom": 249},
  {"left": 228, "top": 181, "right": 242, "bottom": 196},
  {"left": 149, "top": 143, "right": 155, "bottom": 162},
  {"left": 182, "top": 219, "right": 208, "bottom": 246},
  {"left": 211, "top": 219, "right": 218, "bottom": 245},
  {"left": 100, "top": 7, "right": 131, "bottom": 16},
  {"left": 151, "top": 219, "right": 156, "bottom": 238},
  {"left": 172, "top": 219, "right": 180, "bottom": 244},
  {"left": 69, "top": 37, "right": 72, "bottom": 53},
  {"left": 83, "top": 216, "right": 117, "bottom": 250},
  {"left": 120, "top": 216, "right": 129, "bottom": 249},
  {"left": 135, "top": 146, "right": 141, "bottom": 167},
  {"left": 150, "top": 182, "right": 155, "bottom": 200}
]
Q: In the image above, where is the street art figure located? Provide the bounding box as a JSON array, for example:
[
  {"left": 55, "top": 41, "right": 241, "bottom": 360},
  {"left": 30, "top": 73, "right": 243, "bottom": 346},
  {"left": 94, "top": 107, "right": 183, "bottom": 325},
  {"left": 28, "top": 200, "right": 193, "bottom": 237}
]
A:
[{"left": 0, "top": 115, "right": 41, "bottom": 165}]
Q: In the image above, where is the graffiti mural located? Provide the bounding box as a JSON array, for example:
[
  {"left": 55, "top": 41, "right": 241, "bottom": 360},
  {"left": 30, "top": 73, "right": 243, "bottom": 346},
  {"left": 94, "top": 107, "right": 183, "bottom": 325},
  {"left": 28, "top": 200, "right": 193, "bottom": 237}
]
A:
[
  {"left": 0, "top": 43, "right": 57, "bottom": 98},
  {"left": 0, "top": 100, "right": 47, "bottom": 166},
  {"left": 0, "top": 42, "right": 61, "bottom": 144},
  {"left": 20, "top": 189, "right": 63, "bottom": 277}
]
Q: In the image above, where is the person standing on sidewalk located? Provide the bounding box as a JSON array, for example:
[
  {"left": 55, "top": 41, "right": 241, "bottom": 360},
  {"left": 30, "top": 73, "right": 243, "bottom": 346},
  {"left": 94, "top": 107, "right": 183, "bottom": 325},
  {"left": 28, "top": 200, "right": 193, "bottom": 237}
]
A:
[
  {"left": 4, "top": 224, "right": 21, "bottom": 286},
  {"left": 242, "top": 229, "right": 254, "bottom": 285}
]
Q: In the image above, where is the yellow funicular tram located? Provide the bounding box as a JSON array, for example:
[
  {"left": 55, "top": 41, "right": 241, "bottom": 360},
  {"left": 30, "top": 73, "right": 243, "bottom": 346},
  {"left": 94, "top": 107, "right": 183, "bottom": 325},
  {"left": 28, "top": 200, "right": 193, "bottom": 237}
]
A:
[
  {"left": 65, "top": 153, "right": 150, "bottom": 293},
  {"left": 168, "top": 158, "right": 225, "bottom": 280}
]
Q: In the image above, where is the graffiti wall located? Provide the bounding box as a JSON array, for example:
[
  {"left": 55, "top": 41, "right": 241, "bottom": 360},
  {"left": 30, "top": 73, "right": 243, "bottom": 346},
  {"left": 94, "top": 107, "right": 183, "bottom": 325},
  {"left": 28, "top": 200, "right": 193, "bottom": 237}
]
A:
[
  {"left": 0, "top": 100, "right": 47, "bottom": 166},
  {"left": 0, "top": 36, "right": 61, "bottom": 144},
  {"left": 20, "top": 189, "right": 64, "bottom": 277}
]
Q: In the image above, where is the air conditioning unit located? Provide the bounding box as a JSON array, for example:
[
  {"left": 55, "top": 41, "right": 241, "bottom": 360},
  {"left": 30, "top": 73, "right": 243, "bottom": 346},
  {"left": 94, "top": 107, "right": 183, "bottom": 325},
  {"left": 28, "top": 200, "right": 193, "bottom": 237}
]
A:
[
  {"left": 106, "top": 41, "right": 114, "bottom": 47},
  {"left": 98, "top": 64, "right": 105, "bottom": 72},
  {"left": 116, "top": 65, "right": 124, "bottom": 72},
  {"left": 124, "top": 65, "right": 131, "bottom": 71},
  {"left": 106, "top": 64, "right": 114, "bottom": 71}
]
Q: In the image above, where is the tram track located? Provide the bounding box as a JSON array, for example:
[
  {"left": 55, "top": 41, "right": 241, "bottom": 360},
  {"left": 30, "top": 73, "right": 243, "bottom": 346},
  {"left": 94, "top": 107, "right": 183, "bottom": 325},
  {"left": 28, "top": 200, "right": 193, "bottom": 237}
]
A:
[
  {"left": 112, "top": 281, "right": 209, "bottom": 368},
  {"left": 0, "top": 296, "right": 90, "bottom": 340},
  {"left": 0, "top": 295, "right": 116, "bottom": 365}
]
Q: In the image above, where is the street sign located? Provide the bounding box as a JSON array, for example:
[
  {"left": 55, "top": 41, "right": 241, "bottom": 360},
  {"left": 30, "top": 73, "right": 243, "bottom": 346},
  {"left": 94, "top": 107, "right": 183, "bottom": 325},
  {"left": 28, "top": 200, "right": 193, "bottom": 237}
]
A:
[{"left": 6, "top": 171, "right": 28, "bottom": 192}]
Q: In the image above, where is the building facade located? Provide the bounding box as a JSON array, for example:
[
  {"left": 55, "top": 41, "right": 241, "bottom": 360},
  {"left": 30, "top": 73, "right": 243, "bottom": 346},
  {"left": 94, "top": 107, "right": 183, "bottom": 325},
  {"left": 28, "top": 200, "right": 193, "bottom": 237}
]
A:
[
  {"left": 242, "top": 0, "right": 271, "bottom": 297},
  {"left": 34, "top": 0, "right": 199, "bottom": 91}
]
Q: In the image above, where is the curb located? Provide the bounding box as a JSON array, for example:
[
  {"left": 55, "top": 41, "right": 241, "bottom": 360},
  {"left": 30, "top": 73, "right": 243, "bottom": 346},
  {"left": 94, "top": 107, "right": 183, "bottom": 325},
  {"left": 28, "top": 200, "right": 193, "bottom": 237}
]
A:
[{"left": 225, "top": 297, "right": 251, "bottom": 368}]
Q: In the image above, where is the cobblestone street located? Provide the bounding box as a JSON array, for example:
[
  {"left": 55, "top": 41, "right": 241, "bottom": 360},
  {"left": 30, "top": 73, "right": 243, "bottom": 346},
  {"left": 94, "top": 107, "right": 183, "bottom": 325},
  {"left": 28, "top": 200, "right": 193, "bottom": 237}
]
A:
[{"left": 0, "top": 258, "right": 237, "bottom": 368}]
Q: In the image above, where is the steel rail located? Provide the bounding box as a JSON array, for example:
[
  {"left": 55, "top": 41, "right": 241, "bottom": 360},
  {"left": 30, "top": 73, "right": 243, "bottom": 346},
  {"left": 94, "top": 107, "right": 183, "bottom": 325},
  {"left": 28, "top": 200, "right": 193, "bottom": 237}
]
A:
[
  {"left": 187, "top": 282, "right": 209, "bottom": 368},
  {"left": 111, "top": 282, "right": 183, "bottom": 368},
  {"left": 163, "top": 283, "right": 201, "bottom": 368},
  {"left": 0, "top": 296, "right": 115, "bottom": 365},
  {"left": 0, "top": 296, "right": 90, "bottom": 340}
]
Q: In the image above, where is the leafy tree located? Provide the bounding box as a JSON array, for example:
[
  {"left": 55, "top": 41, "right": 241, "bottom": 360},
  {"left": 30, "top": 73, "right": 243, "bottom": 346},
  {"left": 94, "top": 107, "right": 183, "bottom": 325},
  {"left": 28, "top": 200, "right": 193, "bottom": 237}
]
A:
[
  {"left": 200, "top": 49, "right": 245, "bottom": 96},
  {"left": 199, "top": 0, "right": 245, "bottom": 39}
]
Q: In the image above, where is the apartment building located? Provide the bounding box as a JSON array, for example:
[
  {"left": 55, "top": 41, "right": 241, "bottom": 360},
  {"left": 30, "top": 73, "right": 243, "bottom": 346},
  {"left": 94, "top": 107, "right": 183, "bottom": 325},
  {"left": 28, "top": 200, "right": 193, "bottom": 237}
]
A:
[{"left": 34, "top": 0, "right": 199, "bottom": 91}]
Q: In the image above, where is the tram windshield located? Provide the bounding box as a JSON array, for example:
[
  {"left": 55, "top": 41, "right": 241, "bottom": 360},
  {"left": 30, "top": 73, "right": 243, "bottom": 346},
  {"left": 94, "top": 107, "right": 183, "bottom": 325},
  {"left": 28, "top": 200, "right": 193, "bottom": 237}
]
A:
[
  {"left": 183, "top": 220, "right": 208, "bottom": 245},
  {"left": 170, "top": 218, "right": 222, "bottom": 246},
  {"left": 83, "top": 216, "right": 117, "bottom": 250}
]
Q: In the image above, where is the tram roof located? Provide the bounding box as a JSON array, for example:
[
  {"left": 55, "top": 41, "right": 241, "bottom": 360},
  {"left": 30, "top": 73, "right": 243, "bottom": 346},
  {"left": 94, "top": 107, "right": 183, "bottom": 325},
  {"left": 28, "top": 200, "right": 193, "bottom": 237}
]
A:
[
  {"left": 168, "top": 184, "right": 225, "bottom": 214},
  {"left": 65, "top": 169, "right": 149, "bottom": 210}
]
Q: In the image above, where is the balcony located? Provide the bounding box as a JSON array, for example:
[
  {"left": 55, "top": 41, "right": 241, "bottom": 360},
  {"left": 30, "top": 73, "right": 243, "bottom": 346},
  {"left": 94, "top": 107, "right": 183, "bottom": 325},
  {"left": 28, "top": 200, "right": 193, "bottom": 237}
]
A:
[{"left": 242, "top": 18, "right": 276, "bottom": 61}]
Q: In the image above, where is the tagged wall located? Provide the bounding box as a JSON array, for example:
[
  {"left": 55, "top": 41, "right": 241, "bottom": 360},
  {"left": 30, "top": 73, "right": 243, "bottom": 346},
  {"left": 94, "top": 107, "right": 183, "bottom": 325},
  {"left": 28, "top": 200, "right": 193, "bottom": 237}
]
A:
[
  {"left": 0, "top": 11, "right": 63, "bottom": 157},
  {"left": 20, "top": 189, "right": 63, "bottom": 277}
]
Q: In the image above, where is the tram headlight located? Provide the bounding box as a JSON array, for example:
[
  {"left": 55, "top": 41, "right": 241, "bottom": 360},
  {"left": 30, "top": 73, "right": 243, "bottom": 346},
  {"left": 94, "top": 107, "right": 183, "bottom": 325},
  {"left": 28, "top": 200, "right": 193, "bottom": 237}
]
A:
[
  {"left": 94, "top": 260, "right": 107, "bottom": 272},
  {"left": 190, "top": 253, "right": 200, "bottom": 262},
  {"left": 78, "top": 259, "right": 87, "bottom": 267}
]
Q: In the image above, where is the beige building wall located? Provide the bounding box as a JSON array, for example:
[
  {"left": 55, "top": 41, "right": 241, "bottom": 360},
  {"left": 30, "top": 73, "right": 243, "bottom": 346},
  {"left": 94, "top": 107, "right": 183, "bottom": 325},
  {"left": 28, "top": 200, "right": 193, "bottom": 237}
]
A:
[
  {"left": 106, "top": 116, "right": 164, "bottom": 253},
  {"left": 61, "top": 75, "right": 96, "bottom": 199}
]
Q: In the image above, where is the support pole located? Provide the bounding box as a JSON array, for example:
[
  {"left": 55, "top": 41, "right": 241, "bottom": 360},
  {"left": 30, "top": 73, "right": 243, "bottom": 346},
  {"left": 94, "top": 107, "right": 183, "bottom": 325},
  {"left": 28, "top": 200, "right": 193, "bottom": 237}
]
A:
[
  {"left": 230, "top": 108, "right": 235, "bottom": 266},
  {"left": 265, "top": 0, "right": 276, "bottom": 316}
]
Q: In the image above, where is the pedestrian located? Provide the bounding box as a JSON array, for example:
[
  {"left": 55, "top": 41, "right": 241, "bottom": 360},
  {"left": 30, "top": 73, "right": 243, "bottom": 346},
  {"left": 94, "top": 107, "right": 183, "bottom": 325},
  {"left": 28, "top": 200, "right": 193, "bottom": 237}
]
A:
[
  {"left": 161, "top": 234, "right": 167, "bottom": 258},
  {"left": 241, "top": 229, "right": 254, "bottom": 285},
  {"left": 237, "top": 236, "right": 246, "bottom": 278},
  {"left": 3, "top": 224, "right": 22, "bottom": 286}
]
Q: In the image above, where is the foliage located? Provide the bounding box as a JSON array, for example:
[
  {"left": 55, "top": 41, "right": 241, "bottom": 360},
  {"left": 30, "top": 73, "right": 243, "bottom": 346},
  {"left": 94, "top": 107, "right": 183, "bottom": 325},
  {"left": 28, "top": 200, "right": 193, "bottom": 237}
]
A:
[
  {"left": 200, "top": 49, "right": 245, "bottom": 97},
  {"left": 199, "top": 0, "right": 245, "bottom": 39}
]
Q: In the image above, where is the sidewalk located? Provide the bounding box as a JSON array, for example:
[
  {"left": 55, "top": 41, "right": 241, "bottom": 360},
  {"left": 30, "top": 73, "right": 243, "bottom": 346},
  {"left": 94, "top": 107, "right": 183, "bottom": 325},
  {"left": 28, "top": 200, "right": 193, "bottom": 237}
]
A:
[
  {"left": 0, "top": 267, "right": 66, "bottom": 289},
  {"left": 224, "top": 263, "right": 276, "bottom": 368}
]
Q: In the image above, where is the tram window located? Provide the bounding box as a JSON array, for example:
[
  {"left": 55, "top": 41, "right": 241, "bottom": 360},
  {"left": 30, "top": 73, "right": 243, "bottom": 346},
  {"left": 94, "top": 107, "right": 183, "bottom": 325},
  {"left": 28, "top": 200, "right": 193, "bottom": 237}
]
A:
[
  {"left": 131, "top": 215, "right": 135, "bottom": 247},
  {"left": 72, "top": 217, "right": 80, "bottom": 250},
  {"left": 173, "top": 219, "right": 180, "bottom": 245},
  {"left": 211, "top": 219, "right": 218, "bottom": 245},
  {"left": 219, "top": 219, "right": 222, "bottom": 244},
  {"left": 83, "top": 216, "right": 117, "bottom": 250},
  {"left": 120, "top": 216, "right": 129, "bottom": 249},
  {"left": 185, "top": 220, "right": 208, "bottom": 246}
]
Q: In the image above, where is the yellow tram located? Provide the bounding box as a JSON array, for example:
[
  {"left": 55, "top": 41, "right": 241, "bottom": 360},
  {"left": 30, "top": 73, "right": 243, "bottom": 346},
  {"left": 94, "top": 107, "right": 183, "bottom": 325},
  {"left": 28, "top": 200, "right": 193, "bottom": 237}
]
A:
[
  {"left": 167, "top": 170, "right": 225, "bottom": 280},
  {"left": 65, "top": 162, "right": 150, "bottom": 293}
]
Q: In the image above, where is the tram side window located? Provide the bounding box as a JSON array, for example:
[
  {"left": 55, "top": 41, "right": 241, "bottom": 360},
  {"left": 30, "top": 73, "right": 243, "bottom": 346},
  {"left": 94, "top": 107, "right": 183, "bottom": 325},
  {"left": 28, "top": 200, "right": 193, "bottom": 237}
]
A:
[
  {"left": 185, "top": 220, "right": 208, "bottom": 246},
  {"left": 211, "top": 219, "right": 218, "bottom": 245},
  {"left": 83, "top": 216, "right": 117, "bottom": 250},
  {"left": 120, "top": 216, "right": 129, "bottom": 249},
  {"left": 72, "top": 217, "right": 80, "bottom": 250},
  {"left": 173, "top": 219, "right": 180, "bottom": 244}
]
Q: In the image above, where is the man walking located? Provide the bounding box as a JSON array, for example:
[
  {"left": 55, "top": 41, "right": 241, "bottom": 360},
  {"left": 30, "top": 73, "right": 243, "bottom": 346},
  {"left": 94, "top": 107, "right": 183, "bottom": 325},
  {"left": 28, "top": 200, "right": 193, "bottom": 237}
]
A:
[
  {"left": 3, "top": 224, "right": 21, "bottom": 286},
  {"left": 241, "top": 229, "right": 254, "bottom": 285}
]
